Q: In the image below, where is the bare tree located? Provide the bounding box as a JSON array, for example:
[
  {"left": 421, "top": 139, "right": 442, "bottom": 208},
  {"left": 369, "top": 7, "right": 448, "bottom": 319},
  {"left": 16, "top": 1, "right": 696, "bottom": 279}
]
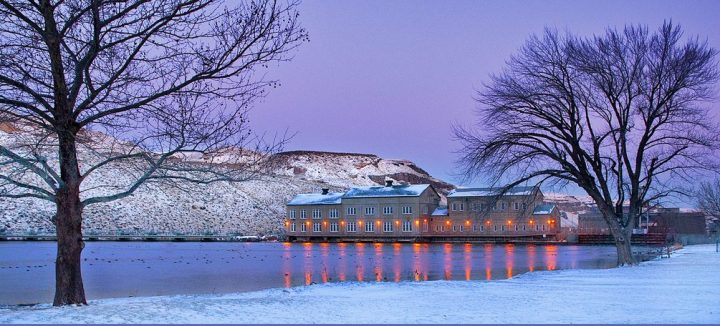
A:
[
  {"left": 697, "top": 179, "right": 720, "bottom": 234},
  {"left": 455, "top": 22, "right": 719, "bottom": 266},
  {"left": 0, "top": 0, "right": 306, "bottom": 305}
]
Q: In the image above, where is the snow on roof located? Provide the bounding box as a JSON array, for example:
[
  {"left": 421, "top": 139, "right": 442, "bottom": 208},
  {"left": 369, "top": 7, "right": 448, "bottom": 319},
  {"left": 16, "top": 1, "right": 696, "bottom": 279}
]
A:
[
  {"left": 447, "top": 186, "right": 537, "bottom": 198},
  {"left": 533, "top": 204, "right": 557, "bottom": 215},
  {"left": 342, "top": 184, "right": 430, "bottom": 198},
  {"left": 432, "top": 206, "right": 448, "bottom": 216},
  {"left": 287, "top": 193, "right": 344, "bottom": 206}
]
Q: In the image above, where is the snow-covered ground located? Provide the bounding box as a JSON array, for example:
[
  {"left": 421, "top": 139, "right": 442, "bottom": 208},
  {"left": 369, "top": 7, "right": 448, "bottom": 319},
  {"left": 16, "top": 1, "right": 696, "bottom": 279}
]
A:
[{"left": 1, "top": 244, "right": 718, "bottom": 324}]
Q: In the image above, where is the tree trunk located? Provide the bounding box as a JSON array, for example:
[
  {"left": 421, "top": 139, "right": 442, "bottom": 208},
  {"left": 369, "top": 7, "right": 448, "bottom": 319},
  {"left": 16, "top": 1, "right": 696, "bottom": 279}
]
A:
[
  {"left": 610, "top": 225, "right": 637, "bottom": 266},
  {"left": 53, "top": 132, "right": 87, "bottom": 306}
]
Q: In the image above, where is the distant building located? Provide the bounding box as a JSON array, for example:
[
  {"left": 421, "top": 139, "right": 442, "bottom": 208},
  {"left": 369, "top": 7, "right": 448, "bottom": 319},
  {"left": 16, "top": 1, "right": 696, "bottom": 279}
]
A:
[{"left": 285, "top": 182, "right": 560, "bottom": 242}]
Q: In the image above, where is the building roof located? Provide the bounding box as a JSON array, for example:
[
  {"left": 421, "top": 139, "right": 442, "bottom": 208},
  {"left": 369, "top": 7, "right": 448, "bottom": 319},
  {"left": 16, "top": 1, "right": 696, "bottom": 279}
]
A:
[
  {"left": 432, "top": 206, "right": 448, "bottom": 216},
  {"left": 342, "top": 184, "right": 431, "bottom": 199},
  {"left": 287, "top": 193, "right": 344, "bottom": 206},
  {"left": 447, "top": 186, "right": 538, "bottom": 198},
  {"left": 533, "top": 204, "right": 557, "bottom": 215}
]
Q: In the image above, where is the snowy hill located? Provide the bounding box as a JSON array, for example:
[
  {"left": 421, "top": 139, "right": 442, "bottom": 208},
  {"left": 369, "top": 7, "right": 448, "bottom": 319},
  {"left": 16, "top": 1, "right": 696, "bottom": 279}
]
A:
[{"left": 0, "top": 124, "right": 454, "bottom": 236}]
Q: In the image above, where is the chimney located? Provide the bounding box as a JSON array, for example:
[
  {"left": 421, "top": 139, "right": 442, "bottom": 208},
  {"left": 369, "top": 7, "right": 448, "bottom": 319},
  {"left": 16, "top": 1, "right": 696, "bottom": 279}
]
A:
[
  {"left": 321, "top": 188, "right": 329, "bottom": 195},
  {"left": 385, "top": 180, "right": 393, "bottom": 187}
]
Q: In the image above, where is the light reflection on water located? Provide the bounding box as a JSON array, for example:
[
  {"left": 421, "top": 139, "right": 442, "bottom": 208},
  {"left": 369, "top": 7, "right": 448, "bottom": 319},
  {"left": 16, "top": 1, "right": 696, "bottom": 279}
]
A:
[{"left": 280, "top": 242, "right": 614, "bottom": 288}]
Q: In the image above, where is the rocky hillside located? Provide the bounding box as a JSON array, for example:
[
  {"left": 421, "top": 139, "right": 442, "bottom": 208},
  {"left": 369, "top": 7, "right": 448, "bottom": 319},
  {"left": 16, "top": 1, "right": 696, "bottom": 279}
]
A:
[{"left": 0, "top": 124, "right": 454, "bottom": 236}]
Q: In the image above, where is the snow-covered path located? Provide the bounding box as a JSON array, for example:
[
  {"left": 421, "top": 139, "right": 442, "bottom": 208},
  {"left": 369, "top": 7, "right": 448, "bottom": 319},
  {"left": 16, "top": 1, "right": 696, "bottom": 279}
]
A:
[{"left": 1, "top": 244, "right": 718, "bottom": 324}]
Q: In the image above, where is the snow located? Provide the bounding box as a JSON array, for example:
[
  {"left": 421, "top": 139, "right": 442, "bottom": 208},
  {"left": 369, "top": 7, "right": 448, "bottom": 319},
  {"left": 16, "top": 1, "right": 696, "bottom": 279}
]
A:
[
  {"left": 532, "top": 203, "right": 556, "bottom": 215},
  {"left": 342, "top": 184, "right": 430, "bottom": 198},
  {"left": 448, "top": 186, "right": 536, "bottom": 198},
  {"left": 286, "top": 193, "right": 344, "bottom": 206},
  {"left": 431, "top": 206, "right": 448, "bottom": 216},
  {"left": 2, "top": 244, "right": 718, "bottom": 324}
]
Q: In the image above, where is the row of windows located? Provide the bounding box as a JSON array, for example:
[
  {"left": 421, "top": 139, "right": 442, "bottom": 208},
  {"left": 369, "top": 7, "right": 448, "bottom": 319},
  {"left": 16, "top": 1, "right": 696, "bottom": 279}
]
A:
[
  {"left": 289, "top": 206, "right": 428, "bottom": 219},
  {"left": 433, "top": 224, "right": 548, "bottom": 232},
  {"left": 450, "top": 202, "right": 530, "bottom": 212},
  {"left": 290, "top": 222, "right": 413, "bottom": 233},
  {"left": 291, "top": 222, "right": 548, "bottom": 233}
]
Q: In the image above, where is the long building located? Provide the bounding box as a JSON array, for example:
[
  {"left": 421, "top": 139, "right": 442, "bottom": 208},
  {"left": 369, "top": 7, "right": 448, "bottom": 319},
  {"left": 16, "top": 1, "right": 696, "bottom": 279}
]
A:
[{"left": 285, "top": 181, "right": 560, "bottom": 242}]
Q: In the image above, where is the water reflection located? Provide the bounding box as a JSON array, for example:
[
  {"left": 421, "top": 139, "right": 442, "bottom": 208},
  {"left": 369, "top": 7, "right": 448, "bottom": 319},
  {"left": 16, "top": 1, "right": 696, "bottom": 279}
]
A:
[{"left": 278, "top": 243, "right": 615, "bottom": 289}]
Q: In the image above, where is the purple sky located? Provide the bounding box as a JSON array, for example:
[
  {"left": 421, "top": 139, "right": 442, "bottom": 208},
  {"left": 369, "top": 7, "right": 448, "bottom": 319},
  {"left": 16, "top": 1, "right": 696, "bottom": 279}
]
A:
[{"left": 251, "top": 0, "right": 720, "bottom": 189}]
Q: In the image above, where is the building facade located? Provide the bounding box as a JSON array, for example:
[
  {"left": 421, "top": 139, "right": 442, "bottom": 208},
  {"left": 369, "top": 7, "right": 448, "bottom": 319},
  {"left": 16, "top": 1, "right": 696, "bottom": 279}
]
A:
[{"left": 285, "top": 182, "right": 561, "bottom": 242}]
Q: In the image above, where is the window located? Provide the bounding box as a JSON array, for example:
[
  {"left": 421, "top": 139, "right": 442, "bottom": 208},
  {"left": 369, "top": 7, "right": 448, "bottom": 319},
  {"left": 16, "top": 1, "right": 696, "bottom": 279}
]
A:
[
  {"left": 313, "top": 222, "right": 322, "bottom": 232},
  {"left": 514, "top": 225, "right": 519, "bottom": 231},
  {"left": 330, "top": 222, "right": 339, "bottom": 232},
  {"left": 383, "top": 206, "right": 393, "bottom": 215},
  {"left": 501, "top": 202, "right": 507, "bottom": 210},
  {"left": 402, "top": 221, "right": 412, "bottom": 232},
  {"left": 300, "top": 210, "right": 307, "bottom": 219},
  {"left": 493, "top": 225, "right": 497, "bottom": 231},
  {"left": 290, "top": 223, "right": 296, "bottom": 232},
  {"left": 365, "top": 222, "right": 375, "bottom": 232},
  {"left": 423, "top": 206, "right": 429, "bottom": 214},
  {"left": 346, "top": 207, "right": 357, "bottom": 215},
  {"left": 473, "top": 225, "right": 478, "bottom": 232},
  {"left": 522, "top": 203, "right": 528, "bottom": 210},
  {"left": 383, "top": 221, "right": 394, "bottom": 232},
  {"left": 312, "top": 209, "right": 322, "bottom": 219},
  {"left": 329, "top": 209, "right": 339, "bottom": 219},
  {"left": 541, "top": 225, "right": 546, "bottom": 231},
  {"left": 522, "top": 225, "right": 526, "bottom": 231},
  {"left": 536, "top": 225, "right": 540, "bottom": 231},
  {"left": 435, "top": 225, "right": 441, "bottom": 232},
  {"left": 453, "top": 225, "right": 458, "bottom": 232},
  {"left": 300, "top": 223, "right": 307, "bottom": 232},
  {"left": 451, "top": 202, "right": 464, "bottom": 211},
  {"left": 365, "top": 207, "right": 375, "bottom": 215},
  {"left": 346, "top": 222, "right": 357, "bottom": 232},
  {"left": 501, "top": 225, "right": 506, "bottom": 231},
  {"left": 289, "top": 210, "right": 296, "bottom": 219},
  {"left": 514, "top": 202, "right": 520, "bottom": 210},
  {"left": 402, "top": 206, "right": 412, "bottom": 214}
]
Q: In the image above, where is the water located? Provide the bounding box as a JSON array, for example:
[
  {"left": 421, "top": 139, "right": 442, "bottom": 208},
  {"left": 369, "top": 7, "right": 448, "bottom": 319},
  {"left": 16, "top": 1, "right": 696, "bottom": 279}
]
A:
[{"left": 0, "top": 242, "right": 618, "bottom": 305}]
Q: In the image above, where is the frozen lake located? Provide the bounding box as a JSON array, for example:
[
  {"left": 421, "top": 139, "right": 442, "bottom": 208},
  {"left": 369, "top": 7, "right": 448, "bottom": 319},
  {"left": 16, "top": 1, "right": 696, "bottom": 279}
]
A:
[{"left": 0, "top": 241, "right": 618, "bottom": 305}]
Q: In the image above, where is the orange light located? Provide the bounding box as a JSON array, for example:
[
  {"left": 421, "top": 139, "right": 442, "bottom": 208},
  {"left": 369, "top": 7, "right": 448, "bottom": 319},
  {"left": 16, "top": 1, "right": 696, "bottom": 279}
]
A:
[
  {"left": 341, "top": 221, "right": 345, "bottom": 225},
  {"left": 305, "top": 221, "right": 310, "bottom": 225},
  {"left": 465, "top": 220, "right": 470, "bottom": 225},
  {"left": 376, "top": 220, "right": 381, "bottom": 225},
  {"left": 395, "top": 220, "right": 400, "bottom": 225},
  {"left": 547, "top": 220, "right": 552, "bottom": 224},
  {"left": 358, "top": 220, "right": 363, "bottom": 225},
  {"left": 507, "top": 220, "right": 512, "bottom": 225},
  {"left": 415, "top": 220, "right": 420, "bottom": 225},
  {"left": 423, "top": 219, "right": 427, "bottom": 223},
  {"left": 323, "top": 221, "right": 327, "bottom": 225},
  {"left": 486, "top": 220, "right": 491, "bottom": 224},
  {"left": 284, "top": 221, "right": 289, "bottom": 226},
  {"left": 446, "top": 221, "right": 451, "bottom": 225},
  {"left": 529, "top": 220, "right": 534, "bottom": 224}
]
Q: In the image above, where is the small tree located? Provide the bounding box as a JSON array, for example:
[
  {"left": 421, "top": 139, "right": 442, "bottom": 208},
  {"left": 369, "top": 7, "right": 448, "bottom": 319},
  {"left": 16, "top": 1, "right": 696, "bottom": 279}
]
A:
[
  {"left": 455, "top": 22, "right": 718, "bottom": 266},
  {"left": 0, "top": 0, "right": 306, "bottom": 305}
]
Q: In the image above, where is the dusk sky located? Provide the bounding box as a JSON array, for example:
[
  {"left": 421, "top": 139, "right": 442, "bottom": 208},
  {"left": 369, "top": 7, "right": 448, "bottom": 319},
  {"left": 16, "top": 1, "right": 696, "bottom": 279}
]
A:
[{"left": 251, "top": 0, "right": 720, "bottom": 191}]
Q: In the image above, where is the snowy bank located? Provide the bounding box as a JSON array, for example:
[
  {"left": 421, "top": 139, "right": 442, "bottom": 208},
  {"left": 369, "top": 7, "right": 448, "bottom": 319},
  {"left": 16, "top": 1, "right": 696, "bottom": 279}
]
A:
[{"left": 1, "top": 244, "right": 718, "bottom": 324}]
